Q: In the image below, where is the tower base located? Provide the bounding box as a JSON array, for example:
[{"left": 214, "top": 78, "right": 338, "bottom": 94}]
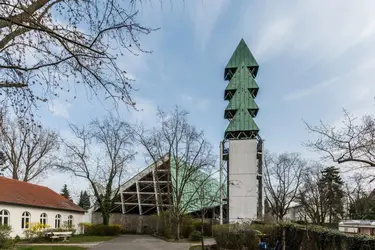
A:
[{"left": 228, "top": 139, "right": 259, "bottom": 223}]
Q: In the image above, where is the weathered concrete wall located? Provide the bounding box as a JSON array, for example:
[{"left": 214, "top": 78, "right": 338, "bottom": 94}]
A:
[
  {"left": 92, "top": 213, "right": 156, "bottom": 234},
  {"left": 228, "top": 139, "right": 258, "bottom": 223}
]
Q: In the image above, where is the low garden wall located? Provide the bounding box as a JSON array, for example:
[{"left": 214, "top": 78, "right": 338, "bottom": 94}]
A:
[
  {"left": 92, "top": 213, "right": 156, "bottom": 234},
  {"left": 92, "top": 212, "right": 214, "bottom": 239}
]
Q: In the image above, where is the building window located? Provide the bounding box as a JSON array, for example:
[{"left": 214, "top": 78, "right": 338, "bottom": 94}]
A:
[
  {"left": 55, "top": 214, "right": 61, "bottom": 228},
  {"left": 40, "top": 213, "right": 48, "bottom": 225},
  {"left": 21, "top": 211, "right": 30, "bottom": 229},
  {"left": 68, "top": 215, "right": 73, "bottom": 228},
  {"left": 0, "top": 210, "right": 9, "bottom": 226}
]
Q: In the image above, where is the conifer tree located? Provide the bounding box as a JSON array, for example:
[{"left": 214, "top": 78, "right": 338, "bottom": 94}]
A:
[
  {"left": 78, "top": 191, "right": 84, "bottom": 207},
  {"left": 319, "top": 166, "right": 344, "bottom": 223},
  {"left": 82, "top": 191, "right": 91, "bottom": 210},
  {"left": 78, "top": 190, "right": 91, "bottom": 210},
  {"left": 60, "top": 184, "right": 72, "bottom": 201}
]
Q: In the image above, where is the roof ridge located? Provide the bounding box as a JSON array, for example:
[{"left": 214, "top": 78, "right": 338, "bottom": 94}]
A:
[
  {"left": 0, "top": 176, "right": 84, "bottom": 213},
  {"left": 0, "top": 176, "right": 49, "bottom": 189}
]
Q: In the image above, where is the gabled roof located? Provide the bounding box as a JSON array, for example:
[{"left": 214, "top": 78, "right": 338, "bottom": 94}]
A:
[
  {"left": 225, "top": 63, "right": 259, "bottom": 92},
  {"left": 120, "top": 154, "right": 170, "bottom": 191},
  {"left": 0, "top": 177, "right": 85, "bottom": 213},
  {"left": 225, "top": 39, "right": 258, "bottom": 70},
  {"left": 225, "top": 88, "right": 259, "bottom": 111},
  {"left": 225, "top": 108, "right": 259, "bottom": 136}
]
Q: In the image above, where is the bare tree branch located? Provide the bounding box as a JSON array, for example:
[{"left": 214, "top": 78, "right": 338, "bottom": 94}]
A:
[
  {"left": 134, "top": 106, "right": 217, "bottom": 239},
  {"left": 0, "top": 108, "right": 59, "bottom": 182},
  {"left": 298, "top": 163, "right": 329, "bottom": 225},
  {"left": 57, "top": 115, "right": 135, "bottom": 225},
  {"left": 264, "top": 151, "right": 307, "bottom": 221},
  {"left": 305, "top": 110, "right": 375, "bottom": 168},
  {"left": 0, "top": 0, "right": 157, "bottom": 118}
]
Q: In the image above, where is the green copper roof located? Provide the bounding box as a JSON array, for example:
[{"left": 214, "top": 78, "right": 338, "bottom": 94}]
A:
[
  {"left": 223, "top": 39, "right": 260, "bottom": 140},
  {"left": 225, "top": 39, "right": 258, "bottom": 70},
  {"left": 225, "top": 108, "right": 259, "bottom": 135},
  {"left": 225, "top": 63, "right": 259, "bottom": 92},
  {"left": 170, "top": 157, "right": 226, "bottom": 214},
  {"left": 225, "top": 89, "right": 258, "bottom": 111}
]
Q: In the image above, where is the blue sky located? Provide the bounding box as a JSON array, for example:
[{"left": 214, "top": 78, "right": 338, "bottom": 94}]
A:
[{"left": 36, "top": 0, "right": 375, "bottom": 198}]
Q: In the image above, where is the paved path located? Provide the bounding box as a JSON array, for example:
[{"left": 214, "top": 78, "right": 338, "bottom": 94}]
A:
[{"left": 91, "top": 235, "right": 214, "bottom": 250}]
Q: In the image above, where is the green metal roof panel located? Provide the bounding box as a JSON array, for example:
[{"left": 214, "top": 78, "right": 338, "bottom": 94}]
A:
[
  {"left": 225, "top": 89, "right": 259, "bottom": 111},
  {"left": 225, "top": 39, "right": 258, "bottom": 69},
  {"left": 225, "top": 108, "right": 259, "bottom": 133},
  {"left": 225, "top": 63, "right": 259, "bottom": 91},
  {"left": 170, "top": 157, "right": 226, "bottom": 214}
]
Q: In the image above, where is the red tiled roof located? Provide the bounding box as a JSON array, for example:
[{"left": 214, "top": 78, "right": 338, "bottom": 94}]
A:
[{"left": 0, "top": 176, "right": 85, "bottom": 213}]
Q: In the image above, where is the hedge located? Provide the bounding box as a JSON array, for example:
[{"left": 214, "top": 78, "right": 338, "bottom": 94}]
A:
[
  {"left": 213, "top": 222, "right": 375, "bottom": 250},
  {"left": 212, "top": 224, "right": 258, "bottom": 250}
]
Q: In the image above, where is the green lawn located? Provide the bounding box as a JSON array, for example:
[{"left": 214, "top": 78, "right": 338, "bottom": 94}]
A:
[
  {"left": 18, "top": 247, "right": 86, "bottom": 250},
  {"left": 67, "top": 235, "right": 114, "bottom": 243}
]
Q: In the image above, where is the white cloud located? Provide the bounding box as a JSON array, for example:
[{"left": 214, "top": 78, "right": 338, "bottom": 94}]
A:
[
  {"left": 49, "top": 100, "right": 71, "bottom": 119},
  {"left": 283, "top": 76, "right": 340, "bottom": 101},
  {"left": 190, "top": 0, "right": 228, "bottom": 50},
  {"left": 128, "top": 97, "right": 158, "bottom": 127},
  {"left": 197, "top": 99, "right": 210, "bottom": 111},
  {"left": 181, "top": 94, "right": 193, "bottom": 102},
  {"left": 253, "top": 18, "right": 294, "bottom": 62},
  {"left": 180, "top": 94, "right": 211, "bottom": 112},
  {"left": 242, "top": 0, "right": 375, "bottom": 63}
]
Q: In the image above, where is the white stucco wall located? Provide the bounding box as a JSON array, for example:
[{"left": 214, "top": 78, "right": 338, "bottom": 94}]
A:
[
  {"left": 228, "top": 139, "right": 258, "bottom": 223},
  {"left": 0, "top": 203, "right": 85, "bottom": 238},
  {"left": 285, "top": 205, "right": 304, "bottom": 221}
]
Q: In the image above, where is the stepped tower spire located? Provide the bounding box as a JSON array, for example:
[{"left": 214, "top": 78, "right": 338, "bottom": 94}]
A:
[{"left": 224, "top": 39, "right": 260, "bottom": 139}]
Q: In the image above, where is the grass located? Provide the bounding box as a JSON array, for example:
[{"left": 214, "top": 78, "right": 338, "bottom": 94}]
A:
[
  {"left": 18, "top": 235, "right": 115, "bottom": 244},
  {"left": 189, "top": 246, "right": 216, "bottom": 250},
  {"left": 189, "top": 247, "right": 202, "bottom": 250},
  {"left": 18, "top": 247, "right": 86, "bottom": 250},
  {"left": 66, "top": 235, "right": 114, "bottom": 243}
]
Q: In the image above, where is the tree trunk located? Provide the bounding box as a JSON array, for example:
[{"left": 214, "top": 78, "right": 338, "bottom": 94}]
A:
[
  {"left": 282, "top": 227, "right": 286, "bottom": 250},
  {"left": 201, "top": 211, "right": 205, "bottom": 249},
  {"left": 176, "top": 218, "right": 180, "bottom": 240},
  {"left": 102, "top": 211, "right": 110, "bottom": 226},
  {"left": 329, "top": 205, "right": 332, "bottom": 224}
]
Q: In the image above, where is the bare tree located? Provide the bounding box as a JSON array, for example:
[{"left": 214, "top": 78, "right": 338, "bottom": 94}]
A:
[
  {"left": 57, "top": 115, "right": 135, "bottom": 225},
  {"left": 298, "top": 163, "right": 328, "bottom": 225},
  {"left": 305, "top": 110, "right": 375, "bottom": 168},
  {"left": 264, "top": 151, "right": 306, "bottom": 221},
  {"left": 0, "top": 111, "right": 59, "bottom": 182},
  {"left": 134, "top": 106, "right": 216, "bottom": 240},
  {"left": 0, "top": 0, "right": 154, "bottom": 116},
  {"left": 344, "top": 173, "right": 375, "bottom": 220},
  {"left": 193, "top": 171, "right": 221, "bottom": 249}
]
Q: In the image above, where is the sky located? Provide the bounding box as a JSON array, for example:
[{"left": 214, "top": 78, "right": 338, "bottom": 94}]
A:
[{"left": 29, "top": 0, "right": 375, "bottom": 199}]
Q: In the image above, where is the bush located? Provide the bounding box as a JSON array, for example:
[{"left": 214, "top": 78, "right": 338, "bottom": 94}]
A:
[
  {"left": 214, "top": 223, "right": 375, "bottom": 250},
  {"left": 150, "top": 212, "right": 178, "bottom": 239},
  {"left": 84, "top": 224, "right": 122, "bottom": 236},
  {"left": 14, "top": 235, "right": 21, "bottom": 242},
  {"left": 189, "top": 230, "right": 202, "bottom": 242},
  {"left": 24, "top": 222, "right": 51, "bottom": 242},
  {"left": 213, "top": 224, "right": 259, "bottom": 250},
  {"left": 185, "top": 220, "right": 212, "bottom": 238},
  {"left": 0, "top": 225, "right": 15, "bottom": 249},
  {"left": 182, "top": 224, "right": 195, "bottom": 239}
]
